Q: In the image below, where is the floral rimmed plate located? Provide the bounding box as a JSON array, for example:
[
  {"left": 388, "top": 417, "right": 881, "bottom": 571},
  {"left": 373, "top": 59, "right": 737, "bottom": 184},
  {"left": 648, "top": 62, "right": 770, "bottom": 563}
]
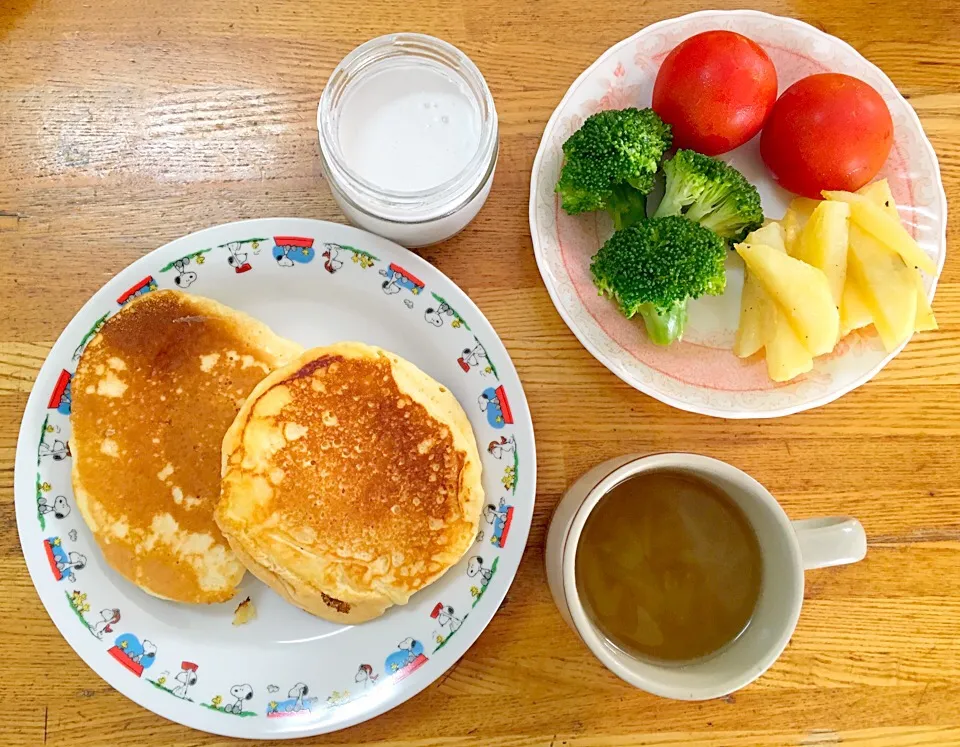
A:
[
  {"left": 15, "top": 219, "right": 535, "bottom": 739},
  {"left": 530, "top": 10, "right": 947, "bottom": 418}
]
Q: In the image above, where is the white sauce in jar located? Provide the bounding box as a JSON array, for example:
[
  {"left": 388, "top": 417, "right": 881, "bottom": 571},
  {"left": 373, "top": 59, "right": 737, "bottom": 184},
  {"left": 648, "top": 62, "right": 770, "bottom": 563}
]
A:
[
  {"left": 318, "top": 34, "right": 498, "bottom": 248},
  {"left": 337, "top": 63, "right": 482, "bottom": 193}
]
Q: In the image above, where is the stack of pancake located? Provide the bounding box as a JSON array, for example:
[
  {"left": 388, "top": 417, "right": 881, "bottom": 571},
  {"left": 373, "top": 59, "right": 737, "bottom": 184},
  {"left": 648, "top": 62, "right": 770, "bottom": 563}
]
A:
[{"left": 71, "top": 290, "right": 484, "bottom": 622}]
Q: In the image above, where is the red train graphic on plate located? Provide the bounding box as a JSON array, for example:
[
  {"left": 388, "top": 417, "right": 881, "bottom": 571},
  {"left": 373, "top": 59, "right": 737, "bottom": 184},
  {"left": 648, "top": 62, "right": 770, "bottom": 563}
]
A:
[
  {"left": 482, "top": 498, "right": 514, "bottom": 548},
  {"left": 43, "top": 536, "right": 86, "bottom": 582},
  {"left": 272, "top": 236, "right": 316, "bottom": 267},
  {"left": 385, "top": 638, "right": 428, "bottom": 682},
  {"left": 116, "top": 276, "right": 157, "bottom": 305},
  {"left": 108, "top": 633, "right": 158, "bottom": 677},
  {"left": 380, "top": 263, "right": 424, "bottom": 296},
  {"left": 48, "top": 370, "right": 72, "bottom": 415},
  {"left": 266, "top": 683, "right": 318, "bottom": 717},
  {"left": 478, "top": 385, "right": 513, "bottom": 429}
]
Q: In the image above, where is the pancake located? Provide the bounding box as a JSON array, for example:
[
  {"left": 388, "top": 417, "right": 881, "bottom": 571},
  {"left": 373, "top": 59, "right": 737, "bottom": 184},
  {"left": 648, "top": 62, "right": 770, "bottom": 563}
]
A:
[
  {"left": 216, "top": 342, "right": 484, "bottom": 623},
  {"left": 71, "top": 290, "right": 302, "bottom": 603}
]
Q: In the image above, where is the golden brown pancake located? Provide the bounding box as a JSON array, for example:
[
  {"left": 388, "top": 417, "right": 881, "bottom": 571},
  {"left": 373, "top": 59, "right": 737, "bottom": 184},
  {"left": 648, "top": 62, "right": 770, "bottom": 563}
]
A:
[
  {"left": 71, "top": 290, "right": 302, "bottom": 603},
  {"left": 216, "top": 342, "right": 484, "bottom": 623}
]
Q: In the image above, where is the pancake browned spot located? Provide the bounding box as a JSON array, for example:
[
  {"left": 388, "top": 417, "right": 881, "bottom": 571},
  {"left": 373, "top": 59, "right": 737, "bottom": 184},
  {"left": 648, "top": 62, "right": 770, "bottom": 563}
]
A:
[
  {"left": 70, "top": 289, "right": 302, "bottom": 603},
  {"left": 216, "top": 342, "right": 484, "bottom": 623}
]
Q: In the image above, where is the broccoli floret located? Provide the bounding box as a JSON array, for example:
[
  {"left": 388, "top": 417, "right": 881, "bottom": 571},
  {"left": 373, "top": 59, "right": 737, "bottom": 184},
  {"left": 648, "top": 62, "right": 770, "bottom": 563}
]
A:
[
  {"left": 652, "top": 149, "right": 764, "bottom": 242},
  {"left": 591, "top": 215, "right": 727, "bottom": 345},
  {"left": 556, "top": 108, "right": 672, "bottom": 230}
]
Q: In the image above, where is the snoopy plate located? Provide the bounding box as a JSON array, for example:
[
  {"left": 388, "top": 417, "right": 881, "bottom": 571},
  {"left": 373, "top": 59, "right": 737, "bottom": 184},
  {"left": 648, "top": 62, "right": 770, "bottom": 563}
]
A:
[
  {"left": 15, "top": 219, "right": 535, "bottom": 739},
  {"left": 530, "top": 10, "right": 947, "bottom": 418}
]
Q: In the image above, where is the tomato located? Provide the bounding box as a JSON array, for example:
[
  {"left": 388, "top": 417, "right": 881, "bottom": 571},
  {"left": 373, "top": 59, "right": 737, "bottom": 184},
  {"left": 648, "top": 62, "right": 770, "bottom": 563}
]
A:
[
  {"left": 652, "top": 30, "right": 778, "bottom": 156},
  {"left": 760, "top": 73, "right": 894, "bottom": 199}
]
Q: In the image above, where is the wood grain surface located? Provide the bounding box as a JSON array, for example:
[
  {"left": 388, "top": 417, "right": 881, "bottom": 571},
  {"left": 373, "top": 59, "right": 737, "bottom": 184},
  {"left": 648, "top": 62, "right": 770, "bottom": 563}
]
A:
[{"left": 2, "top": 0, "right": 959, "bottom": 744}]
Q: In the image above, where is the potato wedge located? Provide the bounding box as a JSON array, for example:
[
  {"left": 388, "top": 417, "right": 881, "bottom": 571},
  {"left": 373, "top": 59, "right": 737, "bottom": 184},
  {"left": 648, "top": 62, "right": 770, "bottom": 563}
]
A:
[
  {"left": 794, "top": 200, "right": 850, "bottom": 305},
  {"left": 839, "top": 280, "right": 873, "bottom": 338},
  {"left": 734, "top": 272, "right": 767, "bottom": 358},
  {"left": 847, "top": 225, "right": 917, "bottom": 352},
  {"left": 857, "top": 179, "right": 938, "bottom": 334},
  {"left": 857, "top": 179, "right": 897, "bottom": 217},
  {"left": 746, "top": 223, "right": 787, "bottom": 254},
  {"left": 913, "top": 271, "right": 938, "bottom": 332},
  {"left": 737, "top": 225, "right": 787, "bottom": 357},
  {"left": 789, "top": 196, "right": 821, "bottom": 224},
  {"left": 765, "top": 310, "right": 814, "bottom": 382},
  {"left": 735, "top": 242, "right": 840, "bottom": 357},
  {"left": 823, "top": 190, "right": 937, "bottom": 275},
  {"left": 782, "top": 209, "right": 802, "bottom": 257}
]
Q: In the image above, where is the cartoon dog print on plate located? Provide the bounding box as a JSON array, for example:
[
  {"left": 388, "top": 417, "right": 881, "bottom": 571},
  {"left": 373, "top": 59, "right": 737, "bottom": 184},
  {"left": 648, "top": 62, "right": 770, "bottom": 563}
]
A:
[
  {"left": 317, "top": 242, "right": 380, "bottom": 274},
  {"left": 108, "top": 633, "right": 157, "bottom": 677},
  {"left": 354, "top": 664, "right": 379, "bottom": 689},
  {"left": 478, "top": 385, "right": 514, "bottom": 429},
  {"left": 38, "top": 418, "right": 69, "bottom": 462},
  {"left": 320, "top": 242, "right": 344, "bottom": 274},
  {"left": 487, "top": 434, "right": 516, "bottom": 460},
  {"left": 430, "top": 603, "right": 467, "bottom": 653},
  {"left": 90, "top": 607, "right": 121, "bottom": 639},
  {"left": 424, "top": 292, "right": 469, "bottom": 329},
  {"left": 171, "top": 661, "right": 199, "bottom": 700},
  {"left": 458, "top": 340, "right": 493, "bottom": 377},
  {"left": 224, "top": 242, "right": 254, "bottom": 274},
  {"left": 488, "top": 435, "right": 519, "bottom": 494},
  {"left": 48, "top": 370, "right": 72, "bottom": 415},
  {"left": 72, "top": 312, "right": 109, "bottom": 361},
  {"left": 272, "top": 236, "right": 315, "bottom": 267},
  {"left": 380, "top": 263, "right": 424, "bottom": 296},
  {"left": 226, "top": 684, "right": 255, "bottom": 714},
  {"left": 468, "top": 556, "right": 500, "bottom": 607},
  {"left": 38, "top": 493, "right": 70, "bottom": 521},
  {"left": 160, "top": 249, "right": 211, "bottom": 287},
  {"left": 170, "top": 257, "right": 198, "bottom": 288},
  {"left": 204, "top": 684, "right": 256, "bottom": 717},
  {"left": 44, "top": 536, "right": 86, "bottom": 582},
  {"left": 266, "top": 683, "right": 318, "bottom": 717},
  {"left": 385, "top": 638, "right": 428, "bottom": 682},
  {"left": 483, "top": 498, "right": 515, "bottom": 548},
  {"left": 65, "top": 589, "right": 121, "bottom": 639}
]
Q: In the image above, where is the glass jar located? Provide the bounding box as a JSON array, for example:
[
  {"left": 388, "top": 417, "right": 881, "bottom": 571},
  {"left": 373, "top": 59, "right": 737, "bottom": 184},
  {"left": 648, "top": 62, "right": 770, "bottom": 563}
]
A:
[{"left": 317, "top": 33, "right": 499, "bottom": 248}]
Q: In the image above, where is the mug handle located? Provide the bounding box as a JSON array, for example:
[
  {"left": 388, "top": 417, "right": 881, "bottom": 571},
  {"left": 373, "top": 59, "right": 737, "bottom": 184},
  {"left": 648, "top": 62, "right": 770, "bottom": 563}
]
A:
[{"left": 792, "top": 517, "right": 867, "bottom": 570}]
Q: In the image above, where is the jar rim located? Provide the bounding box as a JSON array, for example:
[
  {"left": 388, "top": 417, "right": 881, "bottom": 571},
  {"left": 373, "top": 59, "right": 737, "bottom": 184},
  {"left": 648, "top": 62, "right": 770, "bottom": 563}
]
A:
[{"left": 317, "top": 33, "right": 498, "bottom": 222}]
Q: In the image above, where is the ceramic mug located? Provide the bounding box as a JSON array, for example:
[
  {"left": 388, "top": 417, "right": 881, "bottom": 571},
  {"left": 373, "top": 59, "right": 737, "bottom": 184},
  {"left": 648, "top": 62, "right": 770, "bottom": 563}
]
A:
[{"left": 545, "top": 453, "right": 867, "bottom": 700}]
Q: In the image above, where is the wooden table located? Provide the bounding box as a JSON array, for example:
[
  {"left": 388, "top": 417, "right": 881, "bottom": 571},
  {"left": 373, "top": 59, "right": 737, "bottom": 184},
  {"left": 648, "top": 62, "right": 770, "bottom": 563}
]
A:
[{"left": 2, "top": 0, "right": 958, "bottom": 744}]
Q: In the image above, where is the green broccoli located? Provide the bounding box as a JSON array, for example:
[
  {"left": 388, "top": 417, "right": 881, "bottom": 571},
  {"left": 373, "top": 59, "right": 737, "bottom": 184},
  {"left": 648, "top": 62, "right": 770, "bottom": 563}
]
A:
[
  {"left": 652, "top": 149, "right": 764, "bottom": 242},
  {"left": 591, "top": 216, "right": 727, "bottom": 345},
  {"left": 555, "top": 108, "right": 672, "bottom": 230}
]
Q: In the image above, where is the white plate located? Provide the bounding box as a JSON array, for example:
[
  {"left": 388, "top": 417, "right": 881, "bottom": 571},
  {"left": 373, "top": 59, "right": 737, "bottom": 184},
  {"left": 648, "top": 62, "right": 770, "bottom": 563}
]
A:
[
  {"left": 15, "top": 219, "right": 535, "bottom": 739},
  {"left": 530, "top": 10, "right": 947, "bottom": 418}
]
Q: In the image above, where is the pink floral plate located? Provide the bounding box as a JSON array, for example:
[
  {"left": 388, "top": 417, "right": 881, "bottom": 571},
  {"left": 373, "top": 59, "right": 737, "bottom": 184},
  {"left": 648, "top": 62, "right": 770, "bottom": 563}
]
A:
[{"left": 529, "top": 10, "right": 947, "bottom": 418}]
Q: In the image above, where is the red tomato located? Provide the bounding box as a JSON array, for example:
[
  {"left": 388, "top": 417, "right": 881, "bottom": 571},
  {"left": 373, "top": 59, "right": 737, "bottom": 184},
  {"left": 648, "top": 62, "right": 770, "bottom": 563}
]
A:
[
  {"left": 760, "top": 73, "right": 894, "bottom": 199},
  {"left": 652, "top": 30, "right": 778, "bottom": 156}
]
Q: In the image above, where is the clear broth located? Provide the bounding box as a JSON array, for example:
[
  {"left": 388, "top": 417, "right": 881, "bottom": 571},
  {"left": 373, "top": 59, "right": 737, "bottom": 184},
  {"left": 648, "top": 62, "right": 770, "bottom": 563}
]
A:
[{"left": 575, "top": 469, "right": 762, "bottom": 663}]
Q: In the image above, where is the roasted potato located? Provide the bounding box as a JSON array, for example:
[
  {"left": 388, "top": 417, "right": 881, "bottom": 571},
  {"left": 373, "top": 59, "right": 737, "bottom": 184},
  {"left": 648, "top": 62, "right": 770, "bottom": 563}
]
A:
[{"left": 735, "top": 242, "right": 839, "bottom": 357}]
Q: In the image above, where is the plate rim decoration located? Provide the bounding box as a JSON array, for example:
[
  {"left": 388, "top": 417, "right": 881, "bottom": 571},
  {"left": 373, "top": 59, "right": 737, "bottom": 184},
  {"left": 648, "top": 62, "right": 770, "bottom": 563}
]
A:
[{"left": 15, "top": 217, "right": 536, "bottom": 739}]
